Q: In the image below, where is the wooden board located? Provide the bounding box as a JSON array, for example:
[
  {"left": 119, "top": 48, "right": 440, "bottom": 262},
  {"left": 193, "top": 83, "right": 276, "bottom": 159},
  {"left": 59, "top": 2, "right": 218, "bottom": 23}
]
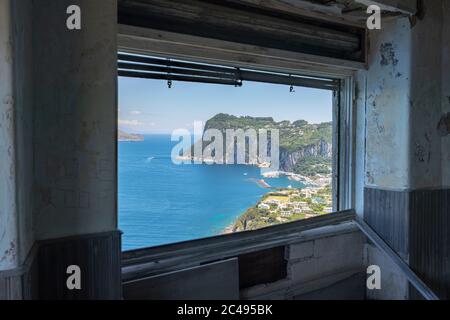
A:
[
  {"left": 118, "top": 0, "right": 366, "bottom": 63},
  {"left": 123, "top": 258, "right": 239, "bottom": 300}
]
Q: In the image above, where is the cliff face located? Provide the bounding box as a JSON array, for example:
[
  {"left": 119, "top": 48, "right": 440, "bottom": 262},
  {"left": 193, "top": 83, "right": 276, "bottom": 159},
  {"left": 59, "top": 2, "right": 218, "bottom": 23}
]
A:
[{"left": 280, "top": 139, "right": 332, "bottom": 173}]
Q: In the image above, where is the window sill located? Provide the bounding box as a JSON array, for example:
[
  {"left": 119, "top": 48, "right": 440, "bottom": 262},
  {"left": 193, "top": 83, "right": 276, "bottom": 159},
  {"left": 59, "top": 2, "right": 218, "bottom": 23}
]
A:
[{"left": 122, "top": 210, "right": 356, "bottom": 282}]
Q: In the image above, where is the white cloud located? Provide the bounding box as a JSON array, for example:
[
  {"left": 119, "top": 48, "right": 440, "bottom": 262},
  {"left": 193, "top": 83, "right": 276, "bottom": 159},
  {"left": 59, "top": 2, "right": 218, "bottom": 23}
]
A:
[
  {"left": 130, "top": 110, "right": 142, "bottom": 115},
  {"left": 118, "top": 119, "right": 143, "bottom": 126}
]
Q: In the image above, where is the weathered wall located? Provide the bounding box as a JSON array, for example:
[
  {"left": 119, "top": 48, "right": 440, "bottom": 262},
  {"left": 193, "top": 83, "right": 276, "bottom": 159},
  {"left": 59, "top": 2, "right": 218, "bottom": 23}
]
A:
[
  {"left": 406, "top": 4, "right": 450, "bottom": 298},
  {"left": 32, "top": 0, "right": 118, "bottom": 240},
  {"left": 365, "top": 17, "right": 412, "bottom": 190},
  {"left": 363, "top": 2, "right": 447, "bottom": 191},
  {"left": 358, "top": 18, "right": 413, "bottom": 299},
  {"left": 359, "top": 0, "right": 450, "bottom": 299},
  {"left": 0, "top": 0, "right": 18, "bottom": 272},
  {"left": 1, "top": 0, "right": 121, "bottom": 299}
]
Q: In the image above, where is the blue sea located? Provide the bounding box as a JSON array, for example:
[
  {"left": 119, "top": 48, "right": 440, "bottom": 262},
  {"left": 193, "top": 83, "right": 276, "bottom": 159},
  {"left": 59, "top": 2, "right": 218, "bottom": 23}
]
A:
[{"left": 119, "top": 134, "right": 304, "bottom": 251}]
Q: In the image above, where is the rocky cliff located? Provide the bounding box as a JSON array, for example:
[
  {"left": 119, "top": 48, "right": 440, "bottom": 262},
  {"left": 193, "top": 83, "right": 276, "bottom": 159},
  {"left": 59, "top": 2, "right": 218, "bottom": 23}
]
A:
[
  {"left": 203, "top": 114, "right": 332, "bottom": 176},
  {"left": 280, "top": 139, "right": 332, "bottom": 173}
]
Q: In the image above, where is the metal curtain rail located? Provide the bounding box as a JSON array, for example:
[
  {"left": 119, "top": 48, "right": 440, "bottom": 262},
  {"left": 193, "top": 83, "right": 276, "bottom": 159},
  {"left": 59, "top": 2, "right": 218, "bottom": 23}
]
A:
[
  {"left": 118, "top": 53, "right": 236, "bottom": 74},
  {"left": 118, "top": 62, "right": 237, "bottom": 80},
  {"left": 118, "top": 53, "right": 339, "bottom": 90},
  {"left": 354, "top": 216, "right": 440, "bottom": 301},
  {"left": 118, "top": 70, "right": 240, "bottom": 86}
]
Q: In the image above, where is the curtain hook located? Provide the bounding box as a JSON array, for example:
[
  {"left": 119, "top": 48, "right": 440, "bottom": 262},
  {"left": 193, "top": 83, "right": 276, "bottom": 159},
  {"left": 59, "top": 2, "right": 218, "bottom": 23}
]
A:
[
  {"left": 235, "top": 68, "right": 242, "bottom": 87},
  {"left": 289, "top": 74, "right": 295, "bottom": 93}
]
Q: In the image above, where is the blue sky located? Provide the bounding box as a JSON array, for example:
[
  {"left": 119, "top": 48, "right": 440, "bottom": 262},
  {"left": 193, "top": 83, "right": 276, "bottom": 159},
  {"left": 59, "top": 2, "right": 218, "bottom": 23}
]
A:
[{"left": 118, "top": 77, "right": 333, "bottom": 134}]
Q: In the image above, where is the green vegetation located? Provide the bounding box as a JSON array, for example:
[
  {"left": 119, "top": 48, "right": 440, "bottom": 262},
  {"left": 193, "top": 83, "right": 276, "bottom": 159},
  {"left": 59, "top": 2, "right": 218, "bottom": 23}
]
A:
[
  {"left": 230, "top": 187, "right": 333, "bottom": 233},
  {"left": 204, "top": 113, "right": 332, "bottom": 152},
  {"left": 280, "top": 121, "right": 332, "bottom": 152},
  {"left": 294, "top": 156, "right": 332, "bottom": 176}
]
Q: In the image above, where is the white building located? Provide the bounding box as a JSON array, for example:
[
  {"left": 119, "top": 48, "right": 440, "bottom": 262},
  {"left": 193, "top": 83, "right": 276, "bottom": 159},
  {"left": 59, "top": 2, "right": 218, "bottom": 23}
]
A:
[{"left": 281, "top": 211, "right": 293, "bottom": 217}]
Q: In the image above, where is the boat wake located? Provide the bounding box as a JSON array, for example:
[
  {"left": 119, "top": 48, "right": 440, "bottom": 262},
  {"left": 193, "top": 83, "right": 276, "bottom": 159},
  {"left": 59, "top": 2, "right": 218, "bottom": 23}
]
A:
[{"left": 246, "top": 178, "right": 271, "bottom": 189}]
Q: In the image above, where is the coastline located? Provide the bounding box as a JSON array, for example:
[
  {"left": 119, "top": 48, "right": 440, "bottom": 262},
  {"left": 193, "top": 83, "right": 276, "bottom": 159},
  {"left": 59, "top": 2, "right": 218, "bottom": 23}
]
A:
[
  {"left": 119, "top": 133, "right": 332, "bottom": 247},
  {"left": 221, "top": 171, "right": 332, "bottom": 234},
  {"left": 260, "top": 170, "right": 331, "bottom": 189},
  {"left": 176, "top": 157, "right": 330, "bottom": 188},
  {"left": 177, "top": 156, "right": 333, "bottom": 235},
  {"left": 222, "top": 224, "right": 235, "bottom": 234}
]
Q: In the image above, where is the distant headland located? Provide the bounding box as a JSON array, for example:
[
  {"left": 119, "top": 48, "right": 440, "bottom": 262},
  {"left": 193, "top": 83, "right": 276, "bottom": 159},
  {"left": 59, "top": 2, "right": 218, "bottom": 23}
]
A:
[{"left": 118, "top": 129, "right": 144, "bottom": 142}]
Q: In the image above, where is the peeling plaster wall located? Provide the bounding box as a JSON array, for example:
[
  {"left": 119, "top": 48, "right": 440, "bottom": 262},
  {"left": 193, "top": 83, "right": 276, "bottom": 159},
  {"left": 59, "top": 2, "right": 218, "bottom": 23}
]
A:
[
  {"left": 358, "top": 17, "right": 413, "bottom": 295},
  {"left": 0, "top": 0, "right": 18, "bottom": 271},
  {"left": 364, "top": 17, "right": 412, "bottom": 190},
  {"left": 32, "top": 0, "right": 118, "bottom": 240},
  {"left": 358, "top": 0, "right": 450, "bottom": 299},
  {"left": 364, "top": 1, "right": 448, "bottom": 190}
]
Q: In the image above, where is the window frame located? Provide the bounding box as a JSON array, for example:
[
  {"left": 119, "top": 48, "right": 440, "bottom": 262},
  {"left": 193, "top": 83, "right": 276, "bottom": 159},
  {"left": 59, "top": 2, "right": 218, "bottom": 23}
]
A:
[{"left": 117, "top": 24, "right": 357, "bottom": 274}]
